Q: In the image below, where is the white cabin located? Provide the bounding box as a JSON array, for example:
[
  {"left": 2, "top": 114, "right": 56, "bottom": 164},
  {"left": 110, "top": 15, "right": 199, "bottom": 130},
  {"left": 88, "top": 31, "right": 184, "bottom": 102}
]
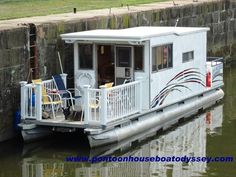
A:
[{"left": 61, "top": 27, "right": 222, "bottom": 110}]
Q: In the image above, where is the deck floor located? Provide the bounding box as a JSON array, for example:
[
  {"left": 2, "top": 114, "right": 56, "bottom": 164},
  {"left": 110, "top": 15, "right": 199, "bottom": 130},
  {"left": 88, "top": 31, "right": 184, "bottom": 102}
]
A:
[{"left": 25, "top": 110, "right": 86, "bottom": 128}]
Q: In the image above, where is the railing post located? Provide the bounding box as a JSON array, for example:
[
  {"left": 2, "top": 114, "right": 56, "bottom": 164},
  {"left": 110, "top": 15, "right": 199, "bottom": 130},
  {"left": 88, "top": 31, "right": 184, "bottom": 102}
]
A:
[
  {"left": 60, "top": 73, "right": 68, "bottom": 88},
  {"left": 35, "top": 82, "right": 42, "bottom": 120},
  {"left": 20, "top": 81, "right": 27, "bottom": 120},
  {"left": 100, "top": 85, "right": 107, "bottom": 128},
  {"left": 83, "top": 85, "right": 90, "bottom": 126},
  {"left": 136, "top": 77, "right": 143, "bottom": 112}
]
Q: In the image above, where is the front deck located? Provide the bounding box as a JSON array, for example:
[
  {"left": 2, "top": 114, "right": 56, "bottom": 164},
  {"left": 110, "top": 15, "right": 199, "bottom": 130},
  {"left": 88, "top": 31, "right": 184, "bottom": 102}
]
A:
[{"left": 20, "top": 76, "right": 143, "bottom": 130}]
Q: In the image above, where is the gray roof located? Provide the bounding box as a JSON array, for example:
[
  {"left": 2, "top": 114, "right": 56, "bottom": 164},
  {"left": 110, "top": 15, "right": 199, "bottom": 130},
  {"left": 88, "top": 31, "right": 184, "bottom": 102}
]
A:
[{"left": 61, "top": 26, "right": 210, "bottom": 43}]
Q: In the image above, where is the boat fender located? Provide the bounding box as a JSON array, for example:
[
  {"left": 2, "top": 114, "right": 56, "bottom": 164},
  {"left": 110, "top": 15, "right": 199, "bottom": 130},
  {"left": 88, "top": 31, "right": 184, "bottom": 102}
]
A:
[{"left": 206, "top": 71, "right": 212, "bottom": 87}]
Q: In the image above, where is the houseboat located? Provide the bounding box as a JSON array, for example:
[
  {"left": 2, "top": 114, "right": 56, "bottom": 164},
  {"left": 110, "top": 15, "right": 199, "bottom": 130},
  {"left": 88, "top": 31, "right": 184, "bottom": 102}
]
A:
[{"left": 19, "top": 27, "right": 224, "bottom": 147}]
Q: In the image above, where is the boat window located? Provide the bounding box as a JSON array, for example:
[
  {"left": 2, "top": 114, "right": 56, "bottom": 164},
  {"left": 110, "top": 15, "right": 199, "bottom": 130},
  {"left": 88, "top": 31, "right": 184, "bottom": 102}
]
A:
[
  {"left": 116, "top": 47, "right": 131, "bottom": 67},
  {"left": 152, "top": 44, "right": 173, "bottom": 72},
  {"left": 134, "top": 46, "right": 144, "bottom": 71},
  {"left": 79, "top": 44, "right": 93, "bottom": 69},
  {"left": 182, "top": 51, "right": 194, "bottom": 62}
]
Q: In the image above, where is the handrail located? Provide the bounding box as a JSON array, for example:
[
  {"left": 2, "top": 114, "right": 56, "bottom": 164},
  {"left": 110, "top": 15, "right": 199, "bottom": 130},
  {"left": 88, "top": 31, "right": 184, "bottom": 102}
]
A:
[
  {"left": 207, "top": 57, "right": 223, "bottom": 62},
  {"left": 84, "top": 81, "right": 142, "bottom": 127},
  {"left": 20, "top": 79, "right": 57, "bottom": 121}
]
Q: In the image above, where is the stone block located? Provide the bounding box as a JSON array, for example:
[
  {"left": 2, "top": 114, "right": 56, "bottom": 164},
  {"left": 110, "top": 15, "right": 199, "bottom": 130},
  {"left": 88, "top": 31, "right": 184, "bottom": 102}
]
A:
[
  {"left": 207, "top": 2, "right": 214, "bottom": 13},
  {"left": 0, "top": 30, "right": 8, "bottom": 49},
  {"left": 231, "top": 1, "right": 236, "bottom": 8},
  {"left": 129, "top": 13, "right": 138, "bottom": 27},
  {"left": 165, "top": 8, "right": 172, "bottom": 21},
  {"left": 234, "top": 31, "right": 236, "bottom": 39},
  {"left": 196, "top": 15, "right": 205, "bottom": 26},
  {"left": 228, "top": 19, "right": 235, "bottom": 31},
  {"left": 204, "top": 13, "right": 213, "bottom": 24},
  {"left": 213, "top": 33, "right": 226, "bottom": 45},
  {"left": 138, "top": 12, "right": 151, "bottom": 26},
  {"left": 152, "top": 11, "right": 160, "bottom": 24},
  {"left": 223, "top": 21, "right": 229, "bottom": 32},
  {"left": 64, "top": 22, "right": 76, "bottom": 33},
  {"left": 159, "top": 9, "right": 167, "bottom": 22},
  {"left": 218, "top": 22, "right": 225, "bottom": 34},
  {"left": 201, "top": 3, "right": 208, "bottom": 15},
  {"left": 191, "top": 16, "right": 198, "bottom": 27},
  {"left": 212, "top": 23, "right": 218, "bottom": 34},
  {"left": 212, "top": 12, "right": 220, "bottom": 23},
  {"left": 170, "top": 7, "right": 180, "bottom": 19},
  {"left": 226, "top": 31, "right": 234, "bottom": 44},
  {"left": 181, "top": 17, "right": 192, "bottom": 26},
  {"left": 226, "top": 9, "right": 234, "bottom": 19},
  {"left": 183, "top": 5, "right": 193, "bottom": 17},
  {"left": 87, "top": 18, "right": 100, "bottom": 30},
  {"left": 195, "top": 4, "right": 202, "bottom": 15},
  {"left": 225, "top": 0, "right": 231, "bottom": 10},
  {"left": 220, "top": 11, "right": 227, "bottom": 22}
]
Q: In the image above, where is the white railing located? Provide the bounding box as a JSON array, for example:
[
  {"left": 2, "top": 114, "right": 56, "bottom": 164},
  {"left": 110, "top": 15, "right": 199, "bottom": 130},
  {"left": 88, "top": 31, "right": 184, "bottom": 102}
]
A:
[
  {"left": 83, "top": 87, "right": 102, "bottom": 125},
  {"left": 20, "top": 79, "right": 57, "bottom": 120},
  {"left": 83, "top": 81, "right": 142, "bottom": 127},
  {"left": 20, "top": 76, "right": 142, "bottom": 127},
  {"left": 106, "top": 81, "right": 141, "bottom": 121},
  {"left": 207, "top": 57, "right": 224, "bottom": 88}
]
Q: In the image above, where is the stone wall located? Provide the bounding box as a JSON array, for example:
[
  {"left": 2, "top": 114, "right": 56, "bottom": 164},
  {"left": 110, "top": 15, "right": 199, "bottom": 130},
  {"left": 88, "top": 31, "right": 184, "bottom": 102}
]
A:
[
  {"left": 0, "top": 0, "right": 236, "bottom": 141},
  {"left": 0, "top": 27, "right": 29, "bottom": 141}
]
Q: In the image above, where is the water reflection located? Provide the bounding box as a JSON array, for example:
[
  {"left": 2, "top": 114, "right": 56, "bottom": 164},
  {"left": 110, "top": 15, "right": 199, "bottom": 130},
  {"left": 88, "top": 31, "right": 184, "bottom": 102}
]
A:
[{"left": 21, "top": 105, "right": 223, "bottom": 177}]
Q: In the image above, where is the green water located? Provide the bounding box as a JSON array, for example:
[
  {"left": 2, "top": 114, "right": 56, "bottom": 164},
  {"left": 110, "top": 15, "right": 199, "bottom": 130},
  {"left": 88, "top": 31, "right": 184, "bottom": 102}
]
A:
[{"left": 0, "top": 63, "right": 236, "bottom": 177}]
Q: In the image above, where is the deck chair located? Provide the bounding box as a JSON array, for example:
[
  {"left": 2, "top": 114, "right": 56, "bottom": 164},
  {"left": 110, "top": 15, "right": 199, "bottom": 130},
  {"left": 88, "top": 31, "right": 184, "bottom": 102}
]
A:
[
  {"left": 32, "top": 79, "right": 63, "bottom": 119},
  {"left": 52, "top": 74, "right": 81, "bottom": 110},
  {"left": 99, "top": 82, "right": 114, "bottom": 88},
  {"left": 80, "top": 98, "right": 100, "bottom": 122},
  {"left": 105, "top": 82, "right": 114, "bottom": 88}
]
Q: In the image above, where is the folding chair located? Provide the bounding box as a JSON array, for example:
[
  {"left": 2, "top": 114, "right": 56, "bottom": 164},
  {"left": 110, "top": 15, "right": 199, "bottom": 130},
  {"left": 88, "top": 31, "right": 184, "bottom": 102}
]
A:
[
  {"left": 52, "top": 75, "right": 81, "bottom": 110},
  {"left": 32, "top": 79, "right": 63, "bottom": 119}
]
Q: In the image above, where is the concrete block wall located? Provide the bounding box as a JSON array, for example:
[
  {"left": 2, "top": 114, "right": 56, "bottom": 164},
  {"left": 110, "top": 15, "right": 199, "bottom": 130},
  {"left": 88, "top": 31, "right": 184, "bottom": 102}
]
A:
[{"left": 0, "top": 27, "right": 29, "bottom": 141}]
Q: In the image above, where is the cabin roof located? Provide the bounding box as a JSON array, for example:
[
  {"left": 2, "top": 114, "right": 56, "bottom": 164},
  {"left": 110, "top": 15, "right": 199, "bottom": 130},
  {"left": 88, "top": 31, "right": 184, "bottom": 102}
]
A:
[{"left": 61, "top": 26, "right": 209, "bottom": 43}]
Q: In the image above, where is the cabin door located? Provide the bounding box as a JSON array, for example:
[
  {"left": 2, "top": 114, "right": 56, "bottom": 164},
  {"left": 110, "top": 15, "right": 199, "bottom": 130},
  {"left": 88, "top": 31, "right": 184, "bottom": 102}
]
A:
[
  {"left": 74, "top": 43, "right": 96, "bottom": 94},
  {"left": 115, "top": 46, "right": 133, "bottom": 85},
  {"left": 97, "top": 45, "right": 115, "bottom": 86}
]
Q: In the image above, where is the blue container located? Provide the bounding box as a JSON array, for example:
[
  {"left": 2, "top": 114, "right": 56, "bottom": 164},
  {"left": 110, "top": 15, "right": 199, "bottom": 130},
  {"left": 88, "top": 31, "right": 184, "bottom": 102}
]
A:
[{"left": 14, "top": 110, "right": 21, "bottom": 131}]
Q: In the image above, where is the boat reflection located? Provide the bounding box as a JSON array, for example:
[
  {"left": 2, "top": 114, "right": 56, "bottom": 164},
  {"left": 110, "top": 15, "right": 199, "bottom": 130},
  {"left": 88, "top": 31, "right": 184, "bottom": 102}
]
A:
[{"left": 22, "top": 104, "right": 223, "bottom": 177}]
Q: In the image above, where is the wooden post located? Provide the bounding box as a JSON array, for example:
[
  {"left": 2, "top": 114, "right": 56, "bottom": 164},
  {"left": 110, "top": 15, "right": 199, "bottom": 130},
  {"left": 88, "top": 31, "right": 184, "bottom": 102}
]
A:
[
  {"left": 35, "top": 82, "right": 42, "bottom": 120},
  {"left": 83, "top": 85, "right": 90, "bottom": 126},
  {"left": 20, "top": 81, "right": 27, "bottom": 120},
  {"left": 100, "top": 85, "right": 107, "bottom": 128}
]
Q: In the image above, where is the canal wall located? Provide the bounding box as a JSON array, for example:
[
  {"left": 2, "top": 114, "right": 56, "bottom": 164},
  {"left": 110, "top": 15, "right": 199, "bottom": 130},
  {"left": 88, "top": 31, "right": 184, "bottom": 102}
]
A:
[
  {"left": 0, "top": 0, "right": 236, "bottom": 142},
  {"left": 0, "top": 27, "right": 29, "bottom": 141}
]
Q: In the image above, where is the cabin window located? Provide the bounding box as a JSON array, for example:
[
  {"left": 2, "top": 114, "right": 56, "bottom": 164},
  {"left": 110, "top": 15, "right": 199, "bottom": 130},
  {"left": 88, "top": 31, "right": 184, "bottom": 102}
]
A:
[
  {"left": 182, "top": 51, "right": 194, "bottom": 62},
  {"left": 134, "top": 46, "right": 144, "bottom": 71},
  {"left": 79, "top": 44, "right": 93, "bottom": 69},
  {"left": 152, "top": 44, "right": 173, "bottom": 72},
  {"left": 116, "top": 47, "right": 132, "bottom": 67}
]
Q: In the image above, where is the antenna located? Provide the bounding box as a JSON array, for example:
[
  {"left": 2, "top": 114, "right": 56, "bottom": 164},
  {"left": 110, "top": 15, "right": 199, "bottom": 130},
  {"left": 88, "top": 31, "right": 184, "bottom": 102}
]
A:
[
  {"left": 57, "top": 51, "right": 64, "bottom": 74},
  {"left": 175, "top": 18, "right": 179, "bottom": 27}
]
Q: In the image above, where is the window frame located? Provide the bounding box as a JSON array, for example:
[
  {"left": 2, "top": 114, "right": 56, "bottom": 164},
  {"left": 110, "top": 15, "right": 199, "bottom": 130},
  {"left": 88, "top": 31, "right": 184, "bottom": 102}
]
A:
[
  {"left": 78, "top": 44, "right": 94, "bottom": 70},
  {"left": 152, "top": 43, "right": 173, "bottom": 73},
  {"left": 134, "top": 45, "right": 144, "bottom": 72},
  {"left": 182, "top": 51, "right": 194, "bottom": 63}
]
